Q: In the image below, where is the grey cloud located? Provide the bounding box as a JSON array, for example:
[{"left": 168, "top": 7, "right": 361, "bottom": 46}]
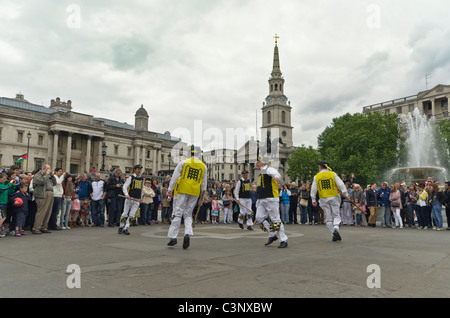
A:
[{"left": 111, "top": 37, "right": 151, "bottom": 71}]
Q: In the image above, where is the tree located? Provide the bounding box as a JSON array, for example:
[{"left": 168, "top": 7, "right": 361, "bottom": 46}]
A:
[
  {"left": 435, "top": 119, "right": 450, "bottom": 170},
  {"left": 287, "top": 144, "right": 320, "bottom": 183},
  {"left": 317, "top": 112, "right": 404, "bottom": 186}
]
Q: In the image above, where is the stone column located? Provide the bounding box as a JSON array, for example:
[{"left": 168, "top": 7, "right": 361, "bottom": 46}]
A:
[
  {"left": 431, "top": 99, "right": 436, "bottom": 117},
  {"left": 97, "top": 139, "right": 103, "bottom": 171},
  {"left": 134, "top": 144, "right": 140, "bottom": 166},
  {"left": 66, "top": 133, "right": 73, "bottom": 173},
  {"left": 52, "top": 130, "right": 59, "bottom": 169},
  {"left": 152, "top": 147, "right": 157, "bottom": 173},
  {"left": 85, "top": 136, "right": 92, "bottom": 173},
  {"left": 141, "top": 146, "right": 146, "bottom": 170},
  {"left": 157, "top": 148, "right": 161, "bottom": 173}
]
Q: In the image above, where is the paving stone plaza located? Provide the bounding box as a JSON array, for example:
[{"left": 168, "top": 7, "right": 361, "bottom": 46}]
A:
[{"left": 1, "top": 217, "right": 449, "bottom": 299}]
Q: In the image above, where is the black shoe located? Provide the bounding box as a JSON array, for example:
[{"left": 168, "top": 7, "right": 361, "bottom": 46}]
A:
[
  {"left": 40, "top": 229, "right": 52, "bottom": 234},
  {"left": 332, "top": 229, "right": 342, "bottom": 241},
  {"left": 167, "top": 238, "right": 177, "bottom": 246},
  {"left": 278, "top": 241, "right": 288, "bottom": 248},
  {"left": 123, "top": 229, "right": 130, "bottom": 235},
  {"left": 265, "top": 235, "right": 278, "bottom": 246},
  {"left": 118, "top": 227, "right": 123, "bottom": 234},
  {"left": 183, "top": 234, "right": 190, "bottom": 249},
  {"left": 32, "top": 230, "right": 42, "bottom": 235},
  {"left": 247, "top": 226, "right": 254, "bottom": 231},
  {"left": 239, "top": 223, "right": 244, "bottom": 229}
]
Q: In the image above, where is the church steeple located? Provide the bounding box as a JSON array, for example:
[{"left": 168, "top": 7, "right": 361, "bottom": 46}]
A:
[
  {"left": 261, "top": 34, "right": 293, "bottom": 148},
  {"left": 271, "top": 34, "right": 282, "bottom": 78}
]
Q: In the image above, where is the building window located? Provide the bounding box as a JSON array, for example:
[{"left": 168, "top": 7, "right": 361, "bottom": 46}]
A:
[
  {"left": 442, "top": 99, "right": 448, "bottom": 108},
  {"left": 282, "top": 111, "right": 286, "bottom": 123},
  {"left": 17, "top": 131, "right": 23, "bottom": 143},
  {"left": 114, "top": 145, "right": 119, "bottom": 156},
  {"left": 0, "top": 128, "right": 2, "bottom": 141},
  {"left": 396, "top": 106, "right": 402, "bottom": 114},
  {"left": 267, "top": 111, "right": 271, "bottom": 124},
  {"left": 385, "top": 109, "right": 390, "bottom": 114},
  {"left": 270, "top": 84, "right": 273, "bottom": 91},
  {"left": 274, "top": 84, "right": 278, "bottom": 91},
  {"left": 38, "top": 135, "right": 44, "bottom": 146},
  {"left": 127, "top": 147, "right": 132, "bottom": 157},
  {"left": 71, "top": 139, "right": 77, "bottom": 150},
  {"left": 35, "top": 158, "right": 44, "bottom": 170},
  {"left": 408, "top": 104, "right": 415, "bottom": 112}
]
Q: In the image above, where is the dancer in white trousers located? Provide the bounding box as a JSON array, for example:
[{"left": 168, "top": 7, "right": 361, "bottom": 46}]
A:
[
  {"left": 167, "top": 148, "right": 207, "bottom": 249},
  {"left": 119, "top": 165, "right": 144, "bottom": 235},
  {"left": 311, "top": 161, "right": 350, "bottom": 242},
  {"left": 255, "top": 156, "right": 288, "bottom": 248},
  {"left": 234, "top": 170, "right": 254, "bottom": 230}
]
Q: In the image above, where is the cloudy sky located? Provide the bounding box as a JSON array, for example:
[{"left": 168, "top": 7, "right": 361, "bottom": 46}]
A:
[{"left": 1, "top": 0, "right": 449, "bottom": 150}]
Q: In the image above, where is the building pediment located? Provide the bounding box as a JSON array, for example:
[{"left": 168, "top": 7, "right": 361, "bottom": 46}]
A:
[{"left": 418, "top": 84, "right": 450, "bottom": 100}]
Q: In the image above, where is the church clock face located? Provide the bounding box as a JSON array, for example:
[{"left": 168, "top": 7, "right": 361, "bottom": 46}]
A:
[
  {"left": 267, "top": 97, "right": 272, "bottom": 104},
  {"left": 282, "top": 131, "right": 287, "bottom": 137},
  {"left": 281, "top": 97, "right": 286, "bottom": 104}
]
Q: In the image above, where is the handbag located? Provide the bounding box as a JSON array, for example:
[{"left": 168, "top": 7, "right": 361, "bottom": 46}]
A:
[
  {"left": 391, "top": 202, "right": 400, "bottom": 207},
  {"left": 300, "top": 198, "right": 308, "bottom": 207}
]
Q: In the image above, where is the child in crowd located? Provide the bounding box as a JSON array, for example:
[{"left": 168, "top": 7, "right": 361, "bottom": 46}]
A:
[
  {"left": 70, "top": 195, "right": 80, "bottom": 228},
  {"left": 222, "top": 189, "right": 233, "bottom": 224},
  {"left": 161, "top": 181, "right": 171, "bottom": 224},
  {"left": 211, "top": 194, "right": 220, "bottom": 224},
  {"left": 80, "top": 198, "right": 90, "bottom": 226},
  {"left": 0, "top": 173, "right": 16, "bottom": 237},
  {"left": 352, "top": 198, "right": 367, "bottom": 227},
  {"left": 10, "top": 183, "right": 29, "bottom": 236}
]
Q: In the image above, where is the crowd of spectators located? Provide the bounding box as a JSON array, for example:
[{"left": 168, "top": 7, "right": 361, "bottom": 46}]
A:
[{"left": 1, "top": 164, "right": 449, "bottom": 239}]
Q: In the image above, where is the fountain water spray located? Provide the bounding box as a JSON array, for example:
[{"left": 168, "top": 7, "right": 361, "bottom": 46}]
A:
[{"left": 391, "top": 108, "right": 448, "bottom": 184}]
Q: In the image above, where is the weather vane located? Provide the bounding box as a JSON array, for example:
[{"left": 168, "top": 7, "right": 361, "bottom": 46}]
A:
[{"left": 274, "top": 33, "right": 279, "bottom": 46}]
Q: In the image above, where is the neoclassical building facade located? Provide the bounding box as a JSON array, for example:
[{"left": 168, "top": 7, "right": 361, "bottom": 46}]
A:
[
  {"left": 362, "top": 84, "right": 450, "bottom": 121},
  {"left": 0, "top": 94, "right": 183, "bottom": 174}
]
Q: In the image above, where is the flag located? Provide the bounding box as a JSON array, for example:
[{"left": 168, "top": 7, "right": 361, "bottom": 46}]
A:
[{"left": 16, "top": 153, "right": 28, "bottom": 163}]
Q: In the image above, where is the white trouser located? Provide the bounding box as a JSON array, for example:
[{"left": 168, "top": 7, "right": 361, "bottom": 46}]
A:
[
  {"left": 393, "top": 208, "right": 403, "bottom": 227},
  {"left": 238, "top": 198, "right": 254, "bottom": 227},
  {"left": 255, "top": 198, "right": 288, "bottom": 242},
  {"left": 319, "top": 196, "right": 341, "bottom": 234},
  {"left": 342, "top": 202, "right": 353, "bottom": 225},
  {"left": 223, "top": 207, "right": 232, "bottom": 223},
  {"left": 121, "top": 199, "right": 140, "bottom": 230},
  {"left": 167, "top": 193, "right": 198, "bottom": 239}
]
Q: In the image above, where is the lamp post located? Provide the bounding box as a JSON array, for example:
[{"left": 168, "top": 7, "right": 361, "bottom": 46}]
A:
[
  {"left": 101, "top": 143, "right": 107, "bottom": 171},
  {"left": 26, "top": 131, "right": 31, "bottom": 171},
  {"left": 168, "top": 152, "right": 172, "bottom": 173}
]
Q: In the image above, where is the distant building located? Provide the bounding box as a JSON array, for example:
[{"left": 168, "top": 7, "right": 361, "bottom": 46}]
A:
[
  {"left": 0, "top": 94, "right": 185, "bottom": 174},
  {"left": 362, "top": 84, "right": 450, "bottom": 121}
]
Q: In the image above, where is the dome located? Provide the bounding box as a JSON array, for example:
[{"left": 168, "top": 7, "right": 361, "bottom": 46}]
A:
[{"left": 135, "top": 104, "right": 149, "bottom": 117}]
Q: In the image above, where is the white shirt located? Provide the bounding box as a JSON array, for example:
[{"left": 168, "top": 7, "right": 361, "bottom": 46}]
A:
[
  {"left": 234, "top": 178, "right": 251, "bottom": 201},
  {"left": 258, "top": 164, "right": 281, "bottom": 202},
  {"left": 91, "top": 179, "right": 105, "bottom": 201},
  {"left": 53, "top": 174, "right": 65, "bottom": 197},
  {"left": 122, "top": 174, "right": 142, "bottom": 198},
  {"left": 310, "top": 169, "right": 348, "bottom": 203},
  {"left": 168, "top": 159, "right": 208, "bottom": 194}
]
